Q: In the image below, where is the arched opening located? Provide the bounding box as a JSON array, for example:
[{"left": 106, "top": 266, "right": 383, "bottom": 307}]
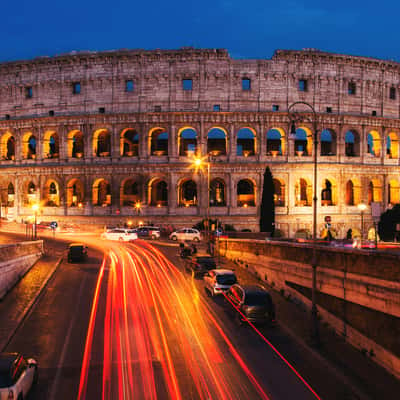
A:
[
  {"left": 388, "top": 179, "right": 400, "bottom": 205},
  {"left": 25, "top": 181, "right": 37, "bottom": 205},
  {"left": 23, "top": 133, "right": 37, "bottom": 159},
  {"left": 386, "top": 132, "right": 399, "bottom": 159},
  {"left": 149, "top": 179, "right": 168, "bottom": 206},
  {"left": 367, "top": 130, "right": 381, "bottom": 157},
  {"left": 150, "top": 128, "right": 169, "bottom": 156},
  {"left": 93, "top": 129, "right": 111, "bottom": 157},
  {"left": 7, "top": 183, "right": 14, "bottom": 207},
  {"left": 320, "top": 129, "right": 335, "bottom": 156},
  {"left": 273, "top": 178, "right": 285, "bottom": 206},
  {"left": 121, "top": 129, "right": 139, "bottom": 157},
  {"left": 345, "top": 179, "right": 361, "bottom": 205},
  {"left": 321, "top": 179, "right": 336, "bottom": 206},
  {"left": 295, "top": 178, "right": 311, "bottom": 206},
  {"left": 266, "top": 129, "right": 283, "bottom": 156},
  {"left": 44, "top": 180, "right": 60, "bottom": 206},
  {"left": 44, "top": 131, "right": 59, "bottom": 158},
  {"left": 93, "top": 179, "right": 111, "bottom": 206},
  {"left": 1, "top": 133, "right": 15, "bottom": 160},
  {"left": 368, "top": 179, "right": 382, "bottom": 204},
  {"left": 207, "top": 128, "right": 227, "bottom": 156},
  {"left": 68, "top": 130, "right": 84, "bottom": 158},
  {"left": 236, "top": 128, "right": 255, "bottom": 157},
  {"left": 121, "top": 179, "right": 141, "bottom": 206},
  {"left": 210, "top": 178, "right": 226, "bottom": 207},
  {"left": 66, "top": 179, "right": 84, "bottom": 207},
  {"left": 237, "top": 179, "right": 255, "bottom": 207},
  {"left": 178, "top": 179, "right": 197, "bottom": 207},
  {"left": 293, "top": 128, "right": 311, "bottom": 156},
  {"left": 179, "top": 128, "right": 197, "bottom": 156},
  {"left": 345, "top": 130, "right": 360, "bottom": 157}
]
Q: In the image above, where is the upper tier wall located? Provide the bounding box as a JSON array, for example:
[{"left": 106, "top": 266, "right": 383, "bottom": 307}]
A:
[{"left": 1, "top": 48, "right": 400, "bottom": 119}]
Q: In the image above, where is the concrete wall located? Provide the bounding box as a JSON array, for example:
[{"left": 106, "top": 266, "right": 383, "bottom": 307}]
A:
[
  {"left": 0, "top": 241, "right": 43, "bottom": 299},
  {"left": 218, "top": 238, "right": 400, "bottom": 378}
]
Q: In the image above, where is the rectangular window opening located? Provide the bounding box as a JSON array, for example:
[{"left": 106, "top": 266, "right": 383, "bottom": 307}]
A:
[
  {"left": 73, "top": 82, "right": 81, "bottom": 95},
  {"left": 326, "top": 107, "right": 332, "bottom": 113},
  {"left": 25, "top": 86, "right": 33, "bottom": 99},
  {"left": 182, "top": 79, "right": 193, "bottom": 91},
  {"left": 272, "top": 104, "right": 279, "bottom": 111},
  {"left": 242, "top": 78, "right": 251, "bottom": 91},
  {"left": 213, "top": 104, "right": 221, "bottom": 112},
  {"left": 126, "top": 80, "right": 134, "bottom": 92},
  {"left": 348, "top": 82, "right": 356, "bottom": 95},
  {"left": 372, "top": 110, "right": 377, "bottom": 116},
  {"left": 154, "top": 105, "right": 161, "bottom": 112},
  {"left": 390, "top": 87, "right": 396, "bottom": 100},
  {"left": 298, "top": 79, "right": 308, "bottom": 92}
]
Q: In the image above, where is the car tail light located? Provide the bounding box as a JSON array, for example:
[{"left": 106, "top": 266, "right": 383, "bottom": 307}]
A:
[{"left": 8, "top": 390, "right": 14, "bottom": 399}]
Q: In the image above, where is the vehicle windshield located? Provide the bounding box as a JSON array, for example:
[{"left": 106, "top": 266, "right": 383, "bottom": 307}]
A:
[
  {"left": 244, "top": 292, "right": 271, "bottom": 306},
  {"left": 0, "top": 371, "right": 11, "bottom": 388},
  {"left": 216, "top": 275, "right": 237, "bottom": 285},
  {"left": 196, "top": 257, "right": 216, "bottom": 267},
  {"left": 70, "top": 246, "right": 84, "bottom": 253}
]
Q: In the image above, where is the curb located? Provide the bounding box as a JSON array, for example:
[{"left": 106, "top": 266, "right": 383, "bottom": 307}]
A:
[{"left": 0, "top": 255, "right": 64, "bottom": 352}]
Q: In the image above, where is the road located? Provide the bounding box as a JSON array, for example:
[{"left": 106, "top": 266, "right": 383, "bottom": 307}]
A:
[{"left": 3, "top": 236, "right": 323, "bottom": 400}]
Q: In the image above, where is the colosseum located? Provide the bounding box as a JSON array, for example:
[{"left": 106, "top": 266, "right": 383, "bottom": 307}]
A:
[{"left": 0, "top": 46, "right": 398, "bottom": 236}]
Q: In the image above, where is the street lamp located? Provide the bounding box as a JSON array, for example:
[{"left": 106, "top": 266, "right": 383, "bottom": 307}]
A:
[
  {"left": 288, "top": 101, "right": 320, "bottom": 346},
  {"left": 32, "top": 203, "right": 39, "bottom": 239},
  {"left": 357, "top": 201, "right": 367, "bottom": 247},
  {"left": 135, "top": 201, "right": 141, "bottom": 215}
]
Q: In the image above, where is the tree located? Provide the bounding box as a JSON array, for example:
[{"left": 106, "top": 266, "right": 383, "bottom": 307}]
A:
[
  {"left": 259, "top": 166, "right": 275, "bottom": 234},
  {"left": 378, "top": 204, "right": 400, "bottom": 241}
]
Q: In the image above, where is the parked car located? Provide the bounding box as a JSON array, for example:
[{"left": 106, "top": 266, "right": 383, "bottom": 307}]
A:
[
  {"left": 0, "top": 352, "right": 38, "bottom": 400},
  {"left": 169, "top": 228, "right": 202, "bottom": 242},
  {"left": 185, "top": 255, "right": 217, "bottom": 277},
  {"left": 101, "top": 228, "right": 138, "bottom": 241},
  {"left": 203, "top": 269, "right": 237, "bottom": 296},
  {"left": 136, "top": 226, "right": 161, "bottom": 240},
  {"left": 67, "top": 243, "right": 88, "bottom": 262},
  {"left": 36, "top": 221, "right": 58, "bottom": 232},
  {"left": 224, "top": 284, "right": 276, "bottom": 325}
]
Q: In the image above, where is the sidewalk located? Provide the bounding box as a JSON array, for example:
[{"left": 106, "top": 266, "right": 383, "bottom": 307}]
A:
[{"left": 219, "top": 255, "right": 400, "bottom": 400}]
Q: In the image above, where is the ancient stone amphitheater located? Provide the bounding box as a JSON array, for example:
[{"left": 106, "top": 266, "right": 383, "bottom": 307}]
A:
[{"left": 0, "top": 47, "right": 398, "bottom": 236}]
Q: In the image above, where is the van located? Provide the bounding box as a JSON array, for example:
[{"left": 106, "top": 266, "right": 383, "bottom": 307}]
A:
[{"left": 67, "top": 243, "right": 88, "bottom": 262}]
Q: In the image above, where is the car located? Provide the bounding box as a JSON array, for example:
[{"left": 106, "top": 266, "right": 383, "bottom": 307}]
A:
[
  {"left": 224, "top": 284, "right": 276, "bottom": 325},
  {"left": 36, "top": 221, "right": 59, "bottom": 232},
  {"left": 185, "top": 255, "right": 217, "bottom": 277},
  {"left": 0, "top": 352, "right": 38, "bottom": 400},
  {"left": 203, "top": 269, "right": 237, "bottom": 296},
  {"left": 101, "top": 228, "right": 138, "bottom": 241},
  {"left": 67, "top": 243, "right": 88, "bottom": 262},
  {"left": 169, "top": 228, "right": 202, "bottom": 242},
  {"left": 136, "top": 226, "right": 161, "bottom": 240}
]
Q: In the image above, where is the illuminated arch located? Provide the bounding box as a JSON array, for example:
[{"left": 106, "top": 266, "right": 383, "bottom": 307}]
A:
[
  {"left": 22, "top": 132, "right": 37, "bottom": 159},
  {"left": 92, "top": 179, "right": 111, "bottom": 206},
  {"left": 207, "top": 127, "right": 227, "bottom": 156},
  {"left": 388, "top": 179, "right": 400, "bottom": 205},
  {"left": 320, "top": 129, "right": 336, "bottom": 156},
  {"left": 7, "top": 183, "right": 14, "bottom": 207},
  {"left": 293, "top": 127, "right": 312, "bottom": 156},
  {"left": 236, "top": 127, "right": 255, "bottom": 157},
  {"left": 178, "top": 127, "right": 198, "bottom": 156},
  {"left": 266, "top": 128, "right": 285, "bottom": 155},
  {"left": 178, "top": 179, "right": 198, "bottom": 207},
  {"left": 295, "top": 177, "right": 312, "bottom": 206},
  {"left": 367, "top": 130, "right": 381, "bottom": 157},
  {"left": 93, "top": 129, "right": 111, "bottom": 157},
  {"left": 210, "top": 178, "right": 226, "bottom": 207},
  {"left": 120, "top": 178, "right": 141, "bottom": 206},
  {"left": 66, "top": 178, "right": 85, "bottom": 207},
  {"left": 43, "top": 179, "right": 60, "bottom": 206},
  {"left": 237, "top": 179, "right": 255, "bottom": 207},
  {"left": 148, "top": 178, "right": 168, "bottom": 206},
  {"left": 149, "top": 127, "right": 168, "bottom": 156},
  {"left": 273, "top": 178, "right": 285, "bottom": 206},
  {"left": 321, "top": 178, "right": 337, "bottom": 206},
  {"left": 368, "top": 179, "right": 383, "bottom": 204},
  {"left": 386, "top": 131, "right": 399, "bottom": 159},
  {"left": 24, "top": 181, "right": 37, "bottom": 205},
  {"left": 120, "top": 128, "right": 139, "bottom": 157},
  {"left": 68, "top": 130, "right": 84, "bottom": 158},
  {"left": 345, "top": 179, "right": 362, "bottom": 205},
  {"left": 345, "top": 130, "right": 360, "bottom": 157},
  {"left": 43, "top": 130, "right": 59, "bottom": 159}
]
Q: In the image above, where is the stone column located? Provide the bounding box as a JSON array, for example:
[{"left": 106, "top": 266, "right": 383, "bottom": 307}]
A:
[
  {"left": 111, "top": 175, "right": 120, "bottom": 215},
  {"left": 59, "top": 126, "right": 67, "bottom": 162},
  {"left": 84, "top": 176, "right": 93, "bottom": 216},
  {"left": 140, "top": 124, "right": 150, "bottom": 159},
  {"left": 228, "top": 125, "right": 235, "bottom": 162},
  {"left": 258, "top": 121, "right": 266, "bottom": 160},
  {"left": 37, "top": 127, "right": 44, "bottom": 162},
  {"left": 111, "top": 125, "right": 119, "bottom": 160},
  {"left": 199, "top": 118, "right": 207, "bottom": 156},
  {"left": 169, "top": 123, "right": 177, "bottom": 159},
  {"left": 14, "top": 129, "right": 22, "bottom": 162},
  {"left": 83, "top": 124, "right": 93, "bottom": 161},
  {"left": 169, "top": 173, "right": 178, "bottom": 213}
]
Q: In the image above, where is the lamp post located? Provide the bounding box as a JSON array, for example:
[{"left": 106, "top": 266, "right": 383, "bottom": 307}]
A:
[
  {"left": 357, "top": 201, "right": 367, "bottom": 247},
  {"left": 288, "top": 101, "right": 320, "bottom": 346},
  {"left": 32, "top": 203, "right": 39, "bottom": 240}
]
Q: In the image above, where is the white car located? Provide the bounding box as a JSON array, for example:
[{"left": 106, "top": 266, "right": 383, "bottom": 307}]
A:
[
  {"left": 0, "top": 353, "right": 38, "bottom": 400},
  {"left": 169, "top": 228, "right": 202, "bottom": 242},
  {"left": 203, "top": 269, "right": 237, "bottom": 296},
  {"left": 101, "top": 228, "right": 138, "bottom": 241}
]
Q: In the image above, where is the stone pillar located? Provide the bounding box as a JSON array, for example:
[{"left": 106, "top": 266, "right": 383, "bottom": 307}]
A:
[
  {"left": 59, "top": 126, "right": 67, "bottom": 162},
  {"left": 199, "top": 118, "right": 207, "bottom": 156},
  {"left": 84, "top": 176, "right": 93, "bottom": 216},
  {"left": 14, "top": 129, "right": 22, "bottom": 162},
  {"left": 83, "top": 124, "right": 93, "bottom": 161},
  {"left": 140, "top": 124, "right": 150, "bottom": 159},
  {"left": 360, "top": 125, "right": 366, "bottom": 162},
  {"left": 228, "top": 125, "right": 236, "bottom": 162},
  {"left": 169, "top": 123, "right": 177, "bottom": 159},
  {"left": 111, "top": 125, "right": 119, "bottom": 159},
  {"left": 169, "top": 173, "right": 178, "bottom": 213},
  {"left": 258, "top": 121, "right": 265, "bottom": 160},
  {"left": 37, "top": 127, "right": 44, "bottom": 162},
  {"left": 111, "top": 175, "right": 120, "bottom": 215}
]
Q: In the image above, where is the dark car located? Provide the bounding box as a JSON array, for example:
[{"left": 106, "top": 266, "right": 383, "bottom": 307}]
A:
[
  {"left": 185, "top": 255, "right": 217, "bottom": 277},
  {"left": 67, "top": 243, "right": 88, "bottom": 263},
  {"left": 224, "top": 284, "right": 276, "bottom": 325},
  {"left": 136, "top": 226, "right": 161, "bottom": 240}
]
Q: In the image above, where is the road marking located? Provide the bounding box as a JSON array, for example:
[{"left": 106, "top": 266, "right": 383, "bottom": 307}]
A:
[{"left": 48, "top": 274, "right": 88, "bottom": 400}]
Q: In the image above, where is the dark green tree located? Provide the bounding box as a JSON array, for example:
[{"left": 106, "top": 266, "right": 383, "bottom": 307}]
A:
[
  {"left": 378, "top": 204, "right": 400, "bottom": 241},
  {"left": 259, "top": 166, "right": 275, "bottom": 234}
]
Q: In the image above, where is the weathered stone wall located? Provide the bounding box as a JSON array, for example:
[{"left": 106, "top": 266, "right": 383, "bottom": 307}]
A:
[
  {"left": 218, "top": 238, "right": 400, "bottom": 378},
  {"left": 0, "top": 241, "right": 44, "bottom": 299}
]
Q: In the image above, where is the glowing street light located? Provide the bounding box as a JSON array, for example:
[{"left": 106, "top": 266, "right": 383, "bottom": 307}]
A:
[
  {"left": 32, "top": 203, "right": 39, "bottom": 239},
  {"left": 135, "top": 201, "right": 141, "bottom": 215},
  {"left": 357, "top": 201, "right": 367, "bottom": 247}
]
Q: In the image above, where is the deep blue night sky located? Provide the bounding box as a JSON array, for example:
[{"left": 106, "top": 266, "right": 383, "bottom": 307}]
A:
[{"left": 2, "top": 0, "right": 398, "bottom": 62}]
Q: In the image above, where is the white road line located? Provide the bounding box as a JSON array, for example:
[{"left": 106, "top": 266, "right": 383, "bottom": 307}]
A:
[{"left": 48, "top": 274, "right": 88, "bottom": 400}]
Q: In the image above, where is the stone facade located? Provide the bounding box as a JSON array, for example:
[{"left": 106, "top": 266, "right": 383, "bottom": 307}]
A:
[{"left": 0, "top": 47, "right": 399, "bottom": 234}]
